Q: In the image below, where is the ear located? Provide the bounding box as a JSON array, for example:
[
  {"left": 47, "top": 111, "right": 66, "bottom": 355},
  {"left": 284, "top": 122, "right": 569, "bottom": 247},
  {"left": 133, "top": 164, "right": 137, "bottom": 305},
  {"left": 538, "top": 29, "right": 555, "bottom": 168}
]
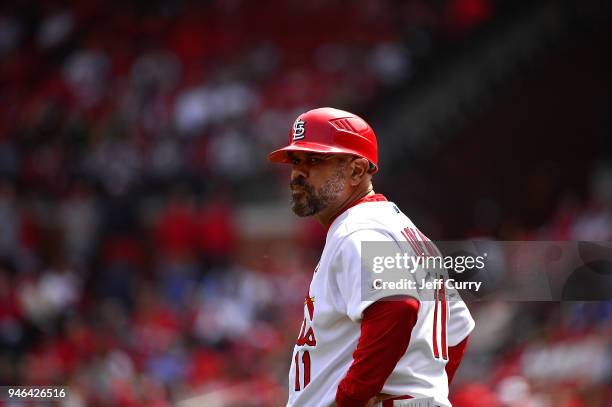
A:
[{"left": 349, "top": 158, "right": 370, "bottom": 186}]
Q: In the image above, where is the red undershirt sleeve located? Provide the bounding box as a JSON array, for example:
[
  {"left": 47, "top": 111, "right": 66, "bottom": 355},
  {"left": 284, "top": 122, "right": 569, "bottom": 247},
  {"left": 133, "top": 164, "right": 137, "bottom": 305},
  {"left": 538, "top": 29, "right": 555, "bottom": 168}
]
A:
[
  {"left": 445, "top": 335, "right": 469, "bottom": 385},
  {"left": 335, "top": 297, "right": 420, "bottom": 407}
]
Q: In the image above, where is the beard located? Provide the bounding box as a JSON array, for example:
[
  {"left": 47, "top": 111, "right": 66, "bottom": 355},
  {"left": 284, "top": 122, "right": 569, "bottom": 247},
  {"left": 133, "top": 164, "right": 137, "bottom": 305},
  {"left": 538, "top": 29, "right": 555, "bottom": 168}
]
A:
[{"left": 290, "top": 170, "right": 346, "bottom": 217}]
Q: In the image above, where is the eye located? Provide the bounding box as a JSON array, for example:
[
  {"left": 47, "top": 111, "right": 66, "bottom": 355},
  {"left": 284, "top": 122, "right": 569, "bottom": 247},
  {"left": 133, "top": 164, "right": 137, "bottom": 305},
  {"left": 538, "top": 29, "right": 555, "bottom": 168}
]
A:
[{"left": 309, "top": 157, "right": 322, "bottom": 164}]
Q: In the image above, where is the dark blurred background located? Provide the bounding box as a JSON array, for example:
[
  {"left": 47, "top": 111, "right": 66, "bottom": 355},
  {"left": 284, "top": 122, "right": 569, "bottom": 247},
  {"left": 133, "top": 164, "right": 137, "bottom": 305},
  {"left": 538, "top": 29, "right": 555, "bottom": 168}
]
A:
[{"left": 0, "top": 0, "right": 610, "bottom": 406}]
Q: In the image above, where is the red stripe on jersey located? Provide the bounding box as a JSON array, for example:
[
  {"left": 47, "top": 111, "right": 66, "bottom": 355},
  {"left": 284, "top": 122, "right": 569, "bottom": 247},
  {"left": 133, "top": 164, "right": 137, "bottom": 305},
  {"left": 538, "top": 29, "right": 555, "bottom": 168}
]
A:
[
  {"left": 433, "top": 286, "right": 440, "bottom": 359},
  {"left": 440, "top": 281, "right": 448, "bottom": 360},
  {"left": 401, "top": 228, "right": 422, "bottom": 256}
]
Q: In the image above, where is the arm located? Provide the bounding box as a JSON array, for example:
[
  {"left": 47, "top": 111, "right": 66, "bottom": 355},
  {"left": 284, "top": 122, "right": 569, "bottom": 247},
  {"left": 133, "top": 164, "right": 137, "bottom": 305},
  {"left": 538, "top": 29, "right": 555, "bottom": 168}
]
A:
[
  {"left": 445, "top": 291, "right": 474, "bottom": 385},
  {"left": 335, "top": 297, "right": 420, "bottom": 407},
  {"left": 445, "top": 335, "right": 469, "bottom": 384}
]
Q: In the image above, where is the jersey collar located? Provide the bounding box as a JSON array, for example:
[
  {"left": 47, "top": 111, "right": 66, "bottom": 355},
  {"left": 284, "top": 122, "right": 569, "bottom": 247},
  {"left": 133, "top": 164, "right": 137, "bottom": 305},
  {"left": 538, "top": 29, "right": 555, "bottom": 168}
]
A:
[{"left": 325, "top": 193, "right": 388, "bottom": 232}]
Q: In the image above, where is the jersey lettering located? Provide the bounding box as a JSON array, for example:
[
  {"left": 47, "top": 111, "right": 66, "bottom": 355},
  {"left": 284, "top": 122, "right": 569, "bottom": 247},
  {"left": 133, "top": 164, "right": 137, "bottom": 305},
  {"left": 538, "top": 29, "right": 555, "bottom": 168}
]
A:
[
  {"left": 401, "top": 228, "right": 448, "bottom": 360},
  {"left": 295, "top": 291, "right": 317, "bottom": 391}
]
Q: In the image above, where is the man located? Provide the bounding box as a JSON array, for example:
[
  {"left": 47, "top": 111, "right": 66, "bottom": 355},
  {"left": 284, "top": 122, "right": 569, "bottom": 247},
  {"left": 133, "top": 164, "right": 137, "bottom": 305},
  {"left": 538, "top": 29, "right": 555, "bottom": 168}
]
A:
[{"left": 268, "top": 107, "right": 474, "bottom": 407}]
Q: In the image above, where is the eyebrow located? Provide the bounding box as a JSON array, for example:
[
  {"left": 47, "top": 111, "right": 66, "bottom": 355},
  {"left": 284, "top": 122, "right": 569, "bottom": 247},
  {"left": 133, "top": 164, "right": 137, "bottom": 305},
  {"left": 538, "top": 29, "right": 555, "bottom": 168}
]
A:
[{"left": 289, "top": 153, "right": 327, "bottom": 160}]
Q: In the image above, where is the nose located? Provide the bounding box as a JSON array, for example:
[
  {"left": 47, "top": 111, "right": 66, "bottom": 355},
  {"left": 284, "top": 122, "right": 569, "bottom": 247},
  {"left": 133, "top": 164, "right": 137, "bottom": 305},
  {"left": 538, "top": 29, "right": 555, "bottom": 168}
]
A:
[{"left": 291, "top": 163, "right": 308, "bottom": 181}]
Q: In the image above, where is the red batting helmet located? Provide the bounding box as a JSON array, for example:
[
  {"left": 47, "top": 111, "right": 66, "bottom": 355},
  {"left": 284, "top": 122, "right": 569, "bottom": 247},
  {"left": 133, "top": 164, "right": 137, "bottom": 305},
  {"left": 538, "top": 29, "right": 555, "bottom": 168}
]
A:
[{"left": 267, "top": 107, "right": 379, "bottom": 173}]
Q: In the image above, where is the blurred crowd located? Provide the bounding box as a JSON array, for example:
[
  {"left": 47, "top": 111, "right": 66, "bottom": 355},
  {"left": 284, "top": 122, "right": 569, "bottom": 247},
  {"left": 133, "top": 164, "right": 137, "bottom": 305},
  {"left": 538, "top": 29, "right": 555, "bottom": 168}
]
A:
[
  {"left": 1, "top": 0, "right": 611, "bottom": 406},
  {"left": 449, "top": 166, "right": 612, "bottom": 406},
  {"left": 0, "top": 0, "right": 493, "bottom": 193}
]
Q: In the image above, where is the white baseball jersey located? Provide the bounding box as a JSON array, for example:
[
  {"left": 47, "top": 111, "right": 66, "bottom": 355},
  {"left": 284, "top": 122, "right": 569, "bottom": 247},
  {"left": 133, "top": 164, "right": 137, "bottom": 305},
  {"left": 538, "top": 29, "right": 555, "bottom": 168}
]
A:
[{"left": 287, "top": 196, "right": 474, "bottom": 407}]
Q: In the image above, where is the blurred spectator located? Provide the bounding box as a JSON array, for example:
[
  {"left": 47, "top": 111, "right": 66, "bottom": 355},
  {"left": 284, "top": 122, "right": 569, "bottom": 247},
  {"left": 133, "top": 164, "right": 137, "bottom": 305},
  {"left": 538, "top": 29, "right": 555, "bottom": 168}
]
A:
[
  {"left": 58, "top": 181, "right": 99, "bottom": 262},
  {"left": 0, "top": 181, "right": 19, "bottom": 262}
]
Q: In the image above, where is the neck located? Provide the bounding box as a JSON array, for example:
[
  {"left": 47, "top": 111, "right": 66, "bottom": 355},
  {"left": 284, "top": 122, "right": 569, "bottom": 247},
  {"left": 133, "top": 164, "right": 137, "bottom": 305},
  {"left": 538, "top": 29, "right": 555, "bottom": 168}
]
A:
[{"left": 316, "top": 186, "right": 375, "bottom": 227}]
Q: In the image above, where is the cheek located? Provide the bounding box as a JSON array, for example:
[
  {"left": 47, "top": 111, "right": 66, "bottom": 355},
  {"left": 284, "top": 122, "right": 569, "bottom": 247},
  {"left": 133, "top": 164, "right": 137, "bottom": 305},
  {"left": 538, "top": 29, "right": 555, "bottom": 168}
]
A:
[
  {"left": 307, "top": 169, "right": 329, "bottom": 189},
  {"left": 310, "top": 163, "right": 346, "bottom": 187}
]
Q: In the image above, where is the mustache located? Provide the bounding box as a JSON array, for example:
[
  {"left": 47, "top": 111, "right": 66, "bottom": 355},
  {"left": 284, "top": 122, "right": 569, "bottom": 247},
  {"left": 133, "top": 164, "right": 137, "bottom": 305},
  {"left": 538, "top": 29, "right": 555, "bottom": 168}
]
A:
[{"left": 290, "top": 177, "right": 310, "bottom": 189}]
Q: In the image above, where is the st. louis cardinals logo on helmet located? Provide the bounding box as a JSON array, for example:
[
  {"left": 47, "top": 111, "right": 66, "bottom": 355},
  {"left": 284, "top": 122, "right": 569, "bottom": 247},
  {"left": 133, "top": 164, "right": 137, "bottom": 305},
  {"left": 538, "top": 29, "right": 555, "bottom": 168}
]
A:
[
  {"left": 268, "top": 108, "right": 379, "bottom": 173},
  {"left": 292, "top": 119, "right": 305, "bottom": 140}
]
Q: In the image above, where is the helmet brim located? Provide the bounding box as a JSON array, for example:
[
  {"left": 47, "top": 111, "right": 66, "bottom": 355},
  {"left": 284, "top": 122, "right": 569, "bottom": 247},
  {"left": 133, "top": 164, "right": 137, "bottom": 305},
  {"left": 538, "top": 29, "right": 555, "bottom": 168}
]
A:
[{"left": 267, "top": 142, "right": 378, "bottom": 173}]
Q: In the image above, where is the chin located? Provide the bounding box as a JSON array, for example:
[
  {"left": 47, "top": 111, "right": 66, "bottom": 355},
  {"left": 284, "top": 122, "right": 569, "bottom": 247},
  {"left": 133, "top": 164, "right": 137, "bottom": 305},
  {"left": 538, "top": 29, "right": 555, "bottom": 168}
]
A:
[
  {"left": 291, "top": 205, "right": 313, "bottom": 217},
  {"left": 291, "top": 201, "right": 317, "bottom": 217}
]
